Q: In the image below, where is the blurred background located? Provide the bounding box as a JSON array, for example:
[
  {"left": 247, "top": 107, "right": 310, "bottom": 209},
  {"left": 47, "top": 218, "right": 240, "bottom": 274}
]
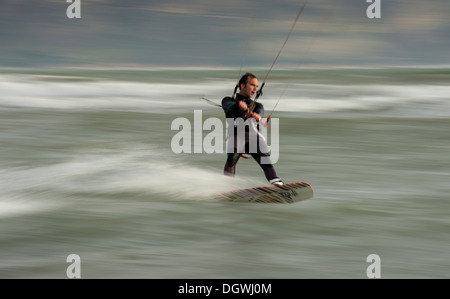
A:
[
  {"left": 0, "top": 0, "right": 449, "bottom": 279},
  {"left": 0, "top": 0, "right": 449, "bottom": 67}
]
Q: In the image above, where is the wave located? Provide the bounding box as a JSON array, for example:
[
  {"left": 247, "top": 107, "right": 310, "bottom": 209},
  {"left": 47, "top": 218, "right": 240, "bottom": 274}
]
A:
[
  {"left": 1, "top": 72, "right": 448, "bottom": 118},
  {"left": 266, "top": 84, "right": 450, "bottom": 118},
  {"left": 0, "top": 74, "right": 226, "bottom": 113},
  {"left": 0, "top": 146, "right": 251, "bottom": 218}
]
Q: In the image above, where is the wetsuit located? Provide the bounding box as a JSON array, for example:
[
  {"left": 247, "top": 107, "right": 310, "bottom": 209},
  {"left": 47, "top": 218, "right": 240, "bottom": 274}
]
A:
[{"left": 221, "top": 93, "right": 279, "bottom": 182}]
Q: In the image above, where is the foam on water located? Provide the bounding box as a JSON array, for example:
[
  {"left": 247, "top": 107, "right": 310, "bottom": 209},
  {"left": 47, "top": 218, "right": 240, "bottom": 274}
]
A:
[
  {"left": 0, "top": 145, "right": 249, "bottom": 216},
  {"left": 266, "top": 84, "right": 450, "bottom": 117},
  {"left": 1, "top": 73, "right": 449, "bottom": 118},
  {"left": 0, "top": 200, "right": 49, "bottom": 218},
  {"left": 0, "top": 74, "right": 226, "bottom": 113}
]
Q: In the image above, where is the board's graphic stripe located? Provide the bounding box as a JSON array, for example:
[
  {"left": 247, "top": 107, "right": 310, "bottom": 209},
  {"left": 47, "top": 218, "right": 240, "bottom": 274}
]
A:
[{"left": 216, "top": 182, "right": 314, "bottom": 204}]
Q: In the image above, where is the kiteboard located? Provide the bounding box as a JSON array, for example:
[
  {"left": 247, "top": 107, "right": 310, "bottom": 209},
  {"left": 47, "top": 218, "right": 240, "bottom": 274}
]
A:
[{"left": 217, "top": 182, "right": 314, "bottom": 204}]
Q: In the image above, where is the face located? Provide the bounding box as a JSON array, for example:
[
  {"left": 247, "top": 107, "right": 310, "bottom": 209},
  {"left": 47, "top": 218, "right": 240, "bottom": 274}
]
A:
[{"left": 240, "top": 77, "right": 258, "bottom": 98}]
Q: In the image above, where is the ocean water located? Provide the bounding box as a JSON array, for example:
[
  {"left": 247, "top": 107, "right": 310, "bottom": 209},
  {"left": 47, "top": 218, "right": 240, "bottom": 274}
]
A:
[{"left": 0, "top": 67, "right": 449, "bottom": 278}]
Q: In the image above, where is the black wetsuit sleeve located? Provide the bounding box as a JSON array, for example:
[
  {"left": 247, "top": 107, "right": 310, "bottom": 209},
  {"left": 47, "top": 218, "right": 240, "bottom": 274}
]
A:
[
  {"left": 222, "top": 96, "right": 247, "bottom": 119},
  {"left": 221, "top": 96, "right": 236, "bottom": 112}
]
